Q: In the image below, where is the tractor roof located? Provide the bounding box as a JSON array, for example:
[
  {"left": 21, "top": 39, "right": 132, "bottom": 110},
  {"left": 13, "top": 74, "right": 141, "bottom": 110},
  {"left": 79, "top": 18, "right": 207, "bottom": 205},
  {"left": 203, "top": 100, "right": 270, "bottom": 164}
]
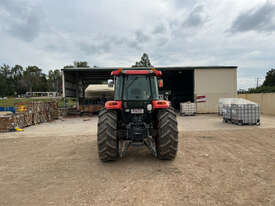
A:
[{"left": 111, "top": 69, "right": 162, "bottom": 77}]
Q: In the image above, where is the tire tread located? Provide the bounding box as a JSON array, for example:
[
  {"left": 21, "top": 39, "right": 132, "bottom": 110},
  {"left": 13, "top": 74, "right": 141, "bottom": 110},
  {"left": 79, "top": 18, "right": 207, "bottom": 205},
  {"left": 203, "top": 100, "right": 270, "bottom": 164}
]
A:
[
  {"left": 156, "top": 108, "right": 178, "bottom": 160},
  {"left": 97, "top": 109, "right": 118, "bottom": 161}
]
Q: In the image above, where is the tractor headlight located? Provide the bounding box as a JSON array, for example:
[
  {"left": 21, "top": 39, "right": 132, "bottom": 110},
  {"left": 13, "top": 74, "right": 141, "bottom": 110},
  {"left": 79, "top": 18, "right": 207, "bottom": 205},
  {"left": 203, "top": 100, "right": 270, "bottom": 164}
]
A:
[{"left": 147, "top": 104, "right": 152, "bottom": 111}]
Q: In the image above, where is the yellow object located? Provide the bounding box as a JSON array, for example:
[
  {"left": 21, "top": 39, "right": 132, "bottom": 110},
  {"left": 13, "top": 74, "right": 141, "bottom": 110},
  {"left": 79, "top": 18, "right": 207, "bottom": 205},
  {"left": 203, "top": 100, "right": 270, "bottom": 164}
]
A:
[
  {"left": 15, "top": 127, "right": 23, "bottom": 132},
  {"left": 17, "top": 105, "right": 27, "bottom": 112}
]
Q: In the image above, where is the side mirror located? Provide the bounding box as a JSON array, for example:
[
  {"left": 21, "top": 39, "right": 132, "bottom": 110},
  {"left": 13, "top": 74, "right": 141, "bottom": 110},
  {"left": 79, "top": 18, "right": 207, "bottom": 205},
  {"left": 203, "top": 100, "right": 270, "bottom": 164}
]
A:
[
  {"left": 107, "top": 79, "right": 114, "bottom": 87},
  {"left": 158, "top": 79, "right": 163, "bottom": 88}
]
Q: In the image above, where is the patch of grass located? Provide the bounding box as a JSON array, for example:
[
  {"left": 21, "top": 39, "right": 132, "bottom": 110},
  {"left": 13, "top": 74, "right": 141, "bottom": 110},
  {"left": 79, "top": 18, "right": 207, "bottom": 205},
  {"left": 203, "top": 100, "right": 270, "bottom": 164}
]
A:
[
  {"left": 58, "top": 98, "right": 76, "bottom": 108},
  {"left": 0, "top": 97, "right": 76, "bottom": 108}
]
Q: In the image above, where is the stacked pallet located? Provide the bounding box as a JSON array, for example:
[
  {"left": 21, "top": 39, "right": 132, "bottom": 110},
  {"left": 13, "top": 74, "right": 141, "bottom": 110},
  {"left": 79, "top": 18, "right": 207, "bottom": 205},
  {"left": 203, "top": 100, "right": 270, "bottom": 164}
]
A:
[
  {"left": 180, "top": 102, "right": 196, "bottom": 116},
  {"left": 0, "top": 101, "right": 59, "bottom": 132},
  {"left": 222, "top": 98, "right": 260, "bottom": 125},
  {"left": 13, "top": 113, "right": 26, "bottom": 128},
  {"left": 0, "top": 112, "right": 14, "bottom": 132}
]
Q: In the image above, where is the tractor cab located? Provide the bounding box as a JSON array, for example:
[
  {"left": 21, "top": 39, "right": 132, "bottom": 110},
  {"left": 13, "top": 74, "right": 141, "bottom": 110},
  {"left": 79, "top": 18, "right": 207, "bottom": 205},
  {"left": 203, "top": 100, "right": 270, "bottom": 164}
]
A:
[
  {"left": 112, "top": 69, "right": 160, "bottom": 101},
  {"left": 106, "top": 69, "right": 168, "bottom": 110}
]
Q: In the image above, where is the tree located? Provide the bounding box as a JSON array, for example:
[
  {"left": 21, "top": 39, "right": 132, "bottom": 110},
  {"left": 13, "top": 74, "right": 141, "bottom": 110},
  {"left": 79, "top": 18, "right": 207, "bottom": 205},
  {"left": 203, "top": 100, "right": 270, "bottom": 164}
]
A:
[
  {"left": 0, "top": 63, "right": 63, "bottom": 96},
  {"left": 132, "top": 53, "right": 153, "bottom": 67},
  {"left": 0, "top": 64, "right": 11, "bottom": 78},
  {"left": 11, "top": 65, "right": 24, "bottom": 95},
  {"left": 11, "top": 65, "right": 23, "bottom": 79},
  {"left": 0, "top": 64, "right": 11, "bottom": 96},
  {"left": 48, "top": 69, "right": 62, "bottom": 93},
  {"left": 63, "top": 61, "right": 89, "bottom": 68},
  {"left": 63, "top": 65, "right": 74, "bottom": 69},
  {"left": 241, "top": 68, "right": 275, "bottom": 94},
  {"left": 22, "top": 66, "right": 45, "bottom": 92},
  {"left": 74, "top": 61, "right": 89, "bottom": 67},
  {"left": 263, "top": 68, "right": 275, "bottom": 87},
  {"left": 0, "top": 71, "right": 7, "bottom": 96}
]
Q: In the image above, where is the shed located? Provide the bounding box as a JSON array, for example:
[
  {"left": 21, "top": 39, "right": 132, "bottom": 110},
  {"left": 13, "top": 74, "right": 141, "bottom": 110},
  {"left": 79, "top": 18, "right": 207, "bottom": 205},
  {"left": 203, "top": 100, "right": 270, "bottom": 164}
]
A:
[{"left": 62, "top": 66, "right": 237, "bottom": 113}]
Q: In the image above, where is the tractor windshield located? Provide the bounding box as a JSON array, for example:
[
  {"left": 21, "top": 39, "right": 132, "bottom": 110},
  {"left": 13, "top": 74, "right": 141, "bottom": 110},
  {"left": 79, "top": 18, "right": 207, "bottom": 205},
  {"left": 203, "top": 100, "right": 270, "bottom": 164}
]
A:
[{"left": 114, "top": 75, "right": 159, "bottom": 101}]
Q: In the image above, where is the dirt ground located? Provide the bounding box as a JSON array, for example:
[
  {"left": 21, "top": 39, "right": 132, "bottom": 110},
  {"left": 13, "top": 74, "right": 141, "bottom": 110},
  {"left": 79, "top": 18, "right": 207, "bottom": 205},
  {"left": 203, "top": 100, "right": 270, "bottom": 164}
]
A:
[{"left": 0, "top": 114, "right": 275, "bottom": 206}]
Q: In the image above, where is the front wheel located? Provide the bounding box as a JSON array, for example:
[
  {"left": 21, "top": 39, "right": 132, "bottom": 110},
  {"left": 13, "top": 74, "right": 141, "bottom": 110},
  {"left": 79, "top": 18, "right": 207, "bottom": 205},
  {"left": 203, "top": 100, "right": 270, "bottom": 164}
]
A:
[
  {"left": 156, "top": 108, "right": 178, "bottom": 160},
  {"left": 97, "top": 109, "right": 119, "bottom": 161}
]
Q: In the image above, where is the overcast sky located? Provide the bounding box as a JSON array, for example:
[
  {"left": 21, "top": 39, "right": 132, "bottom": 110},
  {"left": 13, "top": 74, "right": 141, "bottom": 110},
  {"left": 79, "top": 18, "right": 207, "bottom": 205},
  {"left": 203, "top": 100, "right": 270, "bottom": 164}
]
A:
[{"left": 0, "top": 0, "right": 275, "bottom": 89}]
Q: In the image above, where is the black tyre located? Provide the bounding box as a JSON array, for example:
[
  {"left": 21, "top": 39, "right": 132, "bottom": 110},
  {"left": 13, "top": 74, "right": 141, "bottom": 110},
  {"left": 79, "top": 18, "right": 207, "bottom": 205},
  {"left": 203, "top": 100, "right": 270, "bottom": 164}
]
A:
[
  {"left": 156, "top": 108, "right": 178, "bottom": 160},
  {"left": 97, "top": 109, "right": 119, "bottom": 161}
]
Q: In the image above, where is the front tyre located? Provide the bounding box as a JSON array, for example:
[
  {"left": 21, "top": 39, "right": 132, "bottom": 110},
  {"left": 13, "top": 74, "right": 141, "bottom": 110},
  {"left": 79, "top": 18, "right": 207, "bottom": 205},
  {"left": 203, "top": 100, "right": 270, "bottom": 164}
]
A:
[
  {"left": 156, "top": 108, "right": 178, "bottom": 160},
  {"left": 97, "top": 109, "right": 119, "bottom": 162}
]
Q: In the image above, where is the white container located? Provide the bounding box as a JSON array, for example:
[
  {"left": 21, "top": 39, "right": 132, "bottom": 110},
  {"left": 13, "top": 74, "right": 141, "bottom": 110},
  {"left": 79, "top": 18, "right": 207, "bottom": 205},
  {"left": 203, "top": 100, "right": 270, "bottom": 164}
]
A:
[
  {"left": 231, "top": 99, "right": 260, "bottom": 125},
  {"left": 218, "top": 98, "right": 239, "bottom": 115},
  {"left": 222, "top": 98, "right": 260, "bottom": 125},
  {"left": 180, "top": 102, "right": 196, "bottom": 116},
  {"left": 222, "top": 104, "right": 232, "bottom": 120}
]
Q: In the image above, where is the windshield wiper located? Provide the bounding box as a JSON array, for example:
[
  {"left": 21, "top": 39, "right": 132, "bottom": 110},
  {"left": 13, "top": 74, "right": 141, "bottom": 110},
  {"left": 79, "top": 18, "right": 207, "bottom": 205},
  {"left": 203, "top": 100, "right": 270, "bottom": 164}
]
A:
[{"left": 125, "top": 77, "right": 139, "bottom": 90}]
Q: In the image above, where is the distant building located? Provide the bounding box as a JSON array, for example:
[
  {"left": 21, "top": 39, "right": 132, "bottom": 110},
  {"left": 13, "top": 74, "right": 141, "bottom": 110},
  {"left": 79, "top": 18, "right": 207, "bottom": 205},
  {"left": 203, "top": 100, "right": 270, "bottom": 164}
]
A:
[{"left": 62, "top": 66, "right": 237, "bottom": 113}]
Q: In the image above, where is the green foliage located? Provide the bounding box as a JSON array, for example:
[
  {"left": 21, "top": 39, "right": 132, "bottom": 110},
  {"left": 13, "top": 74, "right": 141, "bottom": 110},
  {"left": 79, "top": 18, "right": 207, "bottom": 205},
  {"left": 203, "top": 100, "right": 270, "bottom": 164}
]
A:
[
  {"left": 132, "top": 53, "right": 153, "bottom": 67},
  {"left": 0, "top": 64, "right": 62, "bottom": 97},
  {"left": 247, "top": 86, "right": 275, "bottom": 93},
  {"left": 0, "top": 97, "right": 55, "bottom": 107},
  {"left": 0, "top": 97, "right": 76, "bottom": 108},
  {"left": 262, "top": 68, "right": 275, "bottom": 87},
  {"left": 63, "top": 65, "right": 74, "bottom": 69},
  {"left": 48, "top": 70, "right": 62, "bottom": 93},
  {"left": 240, "top": 68, "right": 275, "bottom": 94},
  {"left": 58, "top": 98, "right": 76, "bottom": 108},
  {"left": 74, "top": 61, "right": 89, "bottom": 67},
  {"left": 63, "top": 61, "right": 89, "bottom": 69}
]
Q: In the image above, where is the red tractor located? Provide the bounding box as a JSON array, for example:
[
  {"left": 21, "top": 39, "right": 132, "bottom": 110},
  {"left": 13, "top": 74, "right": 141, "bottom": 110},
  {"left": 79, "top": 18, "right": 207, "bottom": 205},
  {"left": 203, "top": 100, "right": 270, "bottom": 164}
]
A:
[{"left": 97, "top": 68, "right": 178, "bottom": 161}]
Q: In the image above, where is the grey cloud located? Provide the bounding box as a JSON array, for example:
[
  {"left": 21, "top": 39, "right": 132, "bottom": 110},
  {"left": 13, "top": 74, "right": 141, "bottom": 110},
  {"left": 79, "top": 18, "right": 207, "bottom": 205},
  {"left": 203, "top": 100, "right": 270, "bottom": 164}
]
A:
[
  {"left": 173, "top": 0, "right": 198, "bottom": 8},
  {"left": 230, "top": 2, "right": 275, "bottom": 33},
  {"left": 134, "top": 30, "right": 150, "bottom": 43},
  {"left": 156, "top": 37, "right": 169, "bottom": 47},
  {"left": 0, "top": 0, "right": 26, "bottom": 16},
  {"left": 78, "top": 39, "right": 112, "bottom": 55},
  {"left": 77, "top": 31, "right": 149, "bottom": 56},
  {"left": 121, "top": 30, "right": 151, "bottom": 50},
  {"left": 8, "top": 10, "right": 42, "bottom": 42},
  {"left": 182, "top": 5, "right": 206, "bottom": 28},
  {"left": 78, "top": 35, "right": 138, "bottom": 55},
  {"left": 44, "top": 31, "right": 147, "bottom": 56},
  {"left": 0, "top": 0, "right": 43, "bottom": 42},
  {"left": 153, "top": 24, "right": 166, "bottom": 34}
]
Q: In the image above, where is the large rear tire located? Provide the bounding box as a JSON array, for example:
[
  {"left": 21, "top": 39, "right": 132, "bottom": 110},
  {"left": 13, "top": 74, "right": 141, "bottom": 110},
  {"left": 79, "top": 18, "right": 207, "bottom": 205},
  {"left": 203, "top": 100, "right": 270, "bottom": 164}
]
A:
[
  {"left": 97, "top": 109, "right": 119, "bottom": 162},
  {"left": 156, "top": 108, "right": 178, "bottom": 160}
]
